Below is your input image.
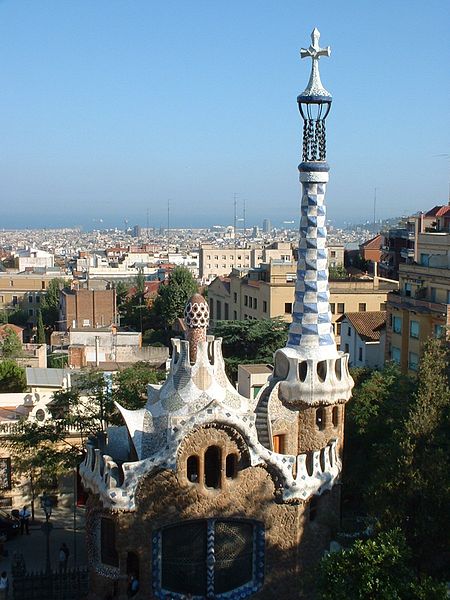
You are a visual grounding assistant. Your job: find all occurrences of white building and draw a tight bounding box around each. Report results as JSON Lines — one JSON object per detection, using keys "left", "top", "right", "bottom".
{"left": 14, "top": 248, "right": 55, "bottom": 270}
{"left": 338, "top": 311, "right": 386, "bottom": 369}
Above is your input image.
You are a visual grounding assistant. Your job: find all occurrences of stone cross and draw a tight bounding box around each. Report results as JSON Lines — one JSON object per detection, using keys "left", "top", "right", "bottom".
{"left": 300, "top": 28, "right": 331, "bottom": 63}
{"left": 299, "top": 28, "right": 331, "bottom": 98}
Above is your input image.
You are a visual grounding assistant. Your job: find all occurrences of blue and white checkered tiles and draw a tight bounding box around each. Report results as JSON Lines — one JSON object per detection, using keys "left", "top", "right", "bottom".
{"left": 287, "top": 178, "right": 336, "bottom": 357}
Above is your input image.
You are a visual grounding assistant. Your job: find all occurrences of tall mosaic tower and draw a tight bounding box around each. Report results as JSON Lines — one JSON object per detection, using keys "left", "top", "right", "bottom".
{"left": 81, "top": 29, "right": 354, "bottom": 600}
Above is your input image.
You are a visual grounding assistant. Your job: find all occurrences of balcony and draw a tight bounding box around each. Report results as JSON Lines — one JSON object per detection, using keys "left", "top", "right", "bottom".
{"left": 400, "top": 248, "right": 414, "bottom": 260}
{"left": 387, "top": 291, "right": 448, "bottom": 317}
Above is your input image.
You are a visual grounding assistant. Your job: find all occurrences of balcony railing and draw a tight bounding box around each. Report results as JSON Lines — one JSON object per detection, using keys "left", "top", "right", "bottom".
{"left": 387, "top": 291, "right": 448, "bottom": 316}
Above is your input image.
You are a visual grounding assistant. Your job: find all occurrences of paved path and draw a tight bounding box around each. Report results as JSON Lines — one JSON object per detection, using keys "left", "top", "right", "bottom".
{"left": 0, "top": 505, "right": 87, "bottom": 576}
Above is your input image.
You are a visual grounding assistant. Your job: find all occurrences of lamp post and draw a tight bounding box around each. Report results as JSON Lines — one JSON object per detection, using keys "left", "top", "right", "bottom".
{"left": 41, "top": 494, "right": 54, "bottom": 575}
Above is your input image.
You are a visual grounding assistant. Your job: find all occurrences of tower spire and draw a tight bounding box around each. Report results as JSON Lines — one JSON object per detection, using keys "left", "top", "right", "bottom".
{"left": 285, "top": 28, "right": 337, "bottom": 360}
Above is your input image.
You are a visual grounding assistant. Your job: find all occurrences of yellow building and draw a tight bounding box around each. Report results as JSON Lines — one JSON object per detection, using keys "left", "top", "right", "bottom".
{"left": 385, "top": 226, "right": 450, "bottom": 374}
{"left": 208, "top": 261, "right": 396, "bottom": 348}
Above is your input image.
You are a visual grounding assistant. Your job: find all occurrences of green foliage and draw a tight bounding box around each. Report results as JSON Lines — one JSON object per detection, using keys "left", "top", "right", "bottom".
{"left": 1, "top": 307, "right": 28, "bottom": 327}
{"left": 114, "top": 281, "right": 129, "bottom": 311}
{"left": 36, "top": 309, "right": 46, "bottom": 344}
{"left": 328, "top": 264, "right": 348, "bottom": 279}
{"left": 112, "top": 362, "right": 165, "bottom": 415}
{"left": 0, "top": 326, "right": 23, "bottom": 358}
{"left": 317, "top": 529, "right": 446, "bottom": 600}
{"left": 344, "top": 338, "right": 450, "bottom": 577}
{"left": 41, "top": 278, "right": 70, "bottom": 328}
{"left": 0, "top": 359, "right": 27, "bottom": 392}
{"left": 47, "top": 353, "right": 68, "bottom": 368}
{"left": 153, "top": 266, "right": 198, "bottom": 328}
{"left": 213, "top": 318, "right": 288, "bottom": 380}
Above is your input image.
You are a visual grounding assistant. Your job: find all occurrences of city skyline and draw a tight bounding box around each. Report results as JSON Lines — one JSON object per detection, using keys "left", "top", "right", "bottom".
{"left": 1, "top": 0, "right": 449, "bottom": 229}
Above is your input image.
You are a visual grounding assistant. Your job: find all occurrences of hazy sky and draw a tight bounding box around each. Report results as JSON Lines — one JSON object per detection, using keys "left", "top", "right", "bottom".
{"left": 0, "top": 0, "right": 449, "bottom": 230}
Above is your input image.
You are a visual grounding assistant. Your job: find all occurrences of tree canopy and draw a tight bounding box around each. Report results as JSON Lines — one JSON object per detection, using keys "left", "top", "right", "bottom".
{"left": 0, "top": 326, "right": 23, "bottom": 358}
{"left": 0, "top": 359, "right": 26, "bottom": 392}
{"left": 40, "top": 277, "right": 70, "bottom": 327}
{"left": 213, "top": 318, "right": 288, "bottom": 380}
{"left": 317, "top": 529, "right": 446, "bottom": 600}
{"left": 153, "top": 266, "right": 198, "bottom": 328}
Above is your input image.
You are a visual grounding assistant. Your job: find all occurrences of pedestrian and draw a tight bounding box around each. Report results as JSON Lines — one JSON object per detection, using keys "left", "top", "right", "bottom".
{"left": 59, "top": 543, "right": 70, "bottom": 573}
{"left": 127, "top": 573, "right": 139, "bottom": 597}
{"left": 0, "top": 571, "right": 9, "bottom": 599}
{"left": 18, "top": 506, "right": 30, "bottom": 535}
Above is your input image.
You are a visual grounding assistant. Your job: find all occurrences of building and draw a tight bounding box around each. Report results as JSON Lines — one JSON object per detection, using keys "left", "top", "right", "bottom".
{"left": 385, "top": 212, "right": 450, "bottom": 374}
{"left": 199, "top": 242, "right": 293, "bottom": 283}
{"left": 13, "top": 248, "right": 54, "bottom": 271}
{"left": 262, "top": 218, "right": 271, "bottom": 234}
{"left": 80, "top": 30, "right": 354, "bottom": 600}
{"left": 328, "top": 244, "right": 344, "bottom": 268}
{"left": 0, "top": 270, "right": 68, "bottom": 330}
{"left": 59, "top": 288, "right": 116, "bottom": 331}
{"left": 237, "top": 364, "right": 273, "bottom": 399}
{"left": 208, "top": 263, "right": 395, "bottom": 348}
{"left": 338, "top": 311, "right": 386, "bottom": 369}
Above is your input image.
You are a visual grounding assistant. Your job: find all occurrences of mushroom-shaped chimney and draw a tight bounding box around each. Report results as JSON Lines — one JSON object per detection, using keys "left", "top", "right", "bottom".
{"left": 184, "top": 293, "right": 209, "bottom": 364}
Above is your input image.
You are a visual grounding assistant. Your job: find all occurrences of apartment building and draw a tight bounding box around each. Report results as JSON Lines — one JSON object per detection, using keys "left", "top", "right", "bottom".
{"left": 59, "top": 288, "right": 116, "bottom": 331}
{"left": 0, "top": 270, "right": 68, "bottom": 328}
{"left": 13, "top": 248, "right": 54, "bottom": 271}
{"left": 385, "top": 212, "right": 450, "bottom": 374}
{"left": 208, "top": 262, "right": 396, "bottom": 348}
{"left": 199, "top": 242, "right": 293, "bottom": 283}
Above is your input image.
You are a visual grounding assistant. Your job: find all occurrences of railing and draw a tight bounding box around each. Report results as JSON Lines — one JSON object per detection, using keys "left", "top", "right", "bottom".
{"left": 0, "top": 422, "right": 85, "bottom": 436}
{"left": 387, "top": 291, "right": 448, "bottom": 315}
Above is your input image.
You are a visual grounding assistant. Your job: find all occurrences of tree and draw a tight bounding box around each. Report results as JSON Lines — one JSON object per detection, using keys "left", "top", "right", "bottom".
{"left": 317, "top": 529, "right": 446, "bottom": 600}
{"left": 213, "top": 318, "right": 288, "bottom": 380}
{"left": 36, "top": 309, "right": 46, "bottom": 344}
{"left": 0, "top": 327, "right": 23, "bottom": 358}
{"left": 153, "top": 266, "right": 198, "bottom": 329}
{"left": 41, "top": 277, "right": 70, "bottom": 328}
{"left": 328, "top": 264, "right": 348, "bottom": 279}
{"left": 0, "top": 360, "right": 26, "bottom": 392}
{"left": 112, "top": 362, "right": 165, "bottom": 415}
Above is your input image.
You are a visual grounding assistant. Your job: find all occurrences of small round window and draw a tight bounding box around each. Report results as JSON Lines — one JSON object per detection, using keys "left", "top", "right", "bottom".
{"left": 35, "top": 409, "right": 46, "bottom": 422}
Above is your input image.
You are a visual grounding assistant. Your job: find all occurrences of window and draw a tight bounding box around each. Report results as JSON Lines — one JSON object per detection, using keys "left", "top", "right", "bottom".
{"left": 330, "top": 303, "right": 335, "bottom": 314}
{"left": 337, "top": 303, "right": 344, "bottom": 314}
{"left": 393, "top": 315, "right": 402, "bottom": 334}
{"left": 332, "top": 406, "right": 339, "bottom": 428}
{"left": 157, "top": 520, "right": 263, "bottom": 598}
{"left": 410, "top": 320, "right": 419, "bottom": 338}
{"left": 204, "top": 446, "right": 221, "bottom": 489}
{"left": 316, "top": 407, "right": 325, "bottom": 431}
{"left": 28, "top": 309, "right": 33, "bottom": 317}
{"left": 380, "top": 302, "right": 386, "bottom": 310}
{"left": 358, "top": 303, "right": 366, "bottom": 312}
{"left": 244, "top": 295, "right": 248, "bottom": 307}
{"left": 233, "top": 292, "right": 237, "bottom": 303}
{"left": 12, "top": 296, "right": 18, "bottom": 306}
{"left": 187, "top": 455, "right": 199, "bottom": 483}
{"left": 28, "top": 295, "right": 33, "bottom": 303}
{"left": 420, "top": 253, "right": 429, "bottom": 266}
{"left": 216, "top": 300, "right": 222, "bottom": 320}
{"left": 284, "top": 302, "right": 292, "bottom": 314}
{"left": 344, "top": 343, "right": 349, "bottom": 353}
{"left": 430, "top": 287, "right": 437, "bottom": 302}
{"left": 263, "top": 301, "right": 267, "bottom": 313}
{"left": 434, "top": 324, "right": 444, "bottom": 338}
{"left": 249, "top": 297, "right": 253, "bottom": 308}
{"left": 391, "top": 347, "right": 401, "bottom": 364}
{"left": 404, "top": 283, "right": 412, "bottom": 297}
{"left": 224, "top": 303, "right": 229, "bottom": 320}
{"left": 358, "top": 347, "right": 363, "bottom": 362}
{"left": 225, "top": 454, "right": 238, "bottom": 479}
{"left": 336, "top": 323, "right": 341, "bottom": 336}
{"left": 100, "top": 518, "right": 119, "bottom": 567}
{"left": 36, "top": 295, "right": 40, "bottom": 303}
{"left": 209, "top": 299, "right": 214, "bottom": 320}
{"left": 347, "top": 327, "right": 351, "bottom": 336}
{"left": 272, "top": 434, "right": 286, "bottom": 454}
{"left": 408, "top": 352, "right": 419, "bottom": 371}
{"left": 233, "top": 311, "right": 237, "bottom": 319}
{"left": 330, "top": 250, "right": 336, "bottom": 258}
{"left": 252, "top": 385, "right": 262, "bottom": 399}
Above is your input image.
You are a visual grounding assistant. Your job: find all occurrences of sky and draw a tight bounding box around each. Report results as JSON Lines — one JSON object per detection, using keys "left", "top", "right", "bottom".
{"left": 0, "top": 0, "right": 449, "bottom": 230}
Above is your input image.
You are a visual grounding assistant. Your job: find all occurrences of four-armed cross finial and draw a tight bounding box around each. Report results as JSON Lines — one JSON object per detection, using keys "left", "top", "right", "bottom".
{"left": 299, "top": 28, "right": 332, "bottom": 100}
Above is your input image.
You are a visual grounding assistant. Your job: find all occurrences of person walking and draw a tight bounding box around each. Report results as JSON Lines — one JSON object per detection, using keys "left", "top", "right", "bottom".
{"left": 18, "top": 506, "right": 30, "bottom": 535}
{"left": 58, "top": 543, "right": 70, "bottom": 573}
{"left": 0, "top": 571, "right": 9, "bottom": 599}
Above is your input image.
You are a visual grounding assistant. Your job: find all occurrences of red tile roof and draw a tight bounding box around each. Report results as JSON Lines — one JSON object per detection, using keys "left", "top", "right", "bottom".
{"left": 343, "top": 311, "right": 387, "bottom": 342}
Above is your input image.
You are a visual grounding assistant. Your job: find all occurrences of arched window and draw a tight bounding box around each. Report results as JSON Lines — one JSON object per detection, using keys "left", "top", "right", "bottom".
{"left": 332, "top": 406, "right": 339, "bottom": 427}
{"left": 158, "top": 519, "right": 264, "bottom": 598}
{"left": 204, "top": 446, "right": 221, "bottom": 489}
{"left": 225, "top": 454, "right": 238, "bottom": 479}
{"left": 187, "top": 455, "right": 199, "bottom": 483}
{"left": 316, "top": 407, "right": 325, "bottom": 431}
{"left": 320, "top": 448, "right": 326, "bottom": 471}
{"left": 305, "top": 452, "right": 314, "bottom": 477}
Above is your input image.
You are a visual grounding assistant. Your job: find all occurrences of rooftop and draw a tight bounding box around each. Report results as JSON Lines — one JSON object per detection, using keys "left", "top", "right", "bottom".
{"left": 341, "top": 311, "right": 386, "bottom": 342}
